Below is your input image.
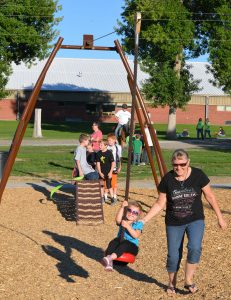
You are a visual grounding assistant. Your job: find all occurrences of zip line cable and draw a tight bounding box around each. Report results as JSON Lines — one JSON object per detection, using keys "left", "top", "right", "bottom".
{"left": 0, "top": 32, "right": 231, "bottom": 43}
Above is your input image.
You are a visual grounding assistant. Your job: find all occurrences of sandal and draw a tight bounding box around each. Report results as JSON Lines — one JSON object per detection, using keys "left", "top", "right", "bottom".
{"left": 166, "top": 286, "right": 176, "bottom": 295}
{"left": 184, "top": 283, "right": 198, "bottom": 294}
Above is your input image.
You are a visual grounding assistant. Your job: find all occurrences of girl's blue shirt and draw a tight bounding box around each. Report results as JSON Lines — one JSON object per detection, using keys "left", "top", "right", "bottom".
{"left": 117, "top": 221, "right": 144, "bottom": 246}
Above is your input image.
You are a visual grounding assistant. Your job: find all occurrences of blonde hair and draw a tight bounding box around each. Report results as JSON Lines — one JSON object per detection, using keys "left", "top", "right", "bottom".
{"left": 100, "top": 139, "right": 108, "bottom": 146}
{"left": 107, "top": 133, "right": 116, "bottom": 140}
{"left": 79, "top": 134, "right": 89, "bottom": 143}
{"left": 128, "top": 201, "right": 142, "bottom": 212}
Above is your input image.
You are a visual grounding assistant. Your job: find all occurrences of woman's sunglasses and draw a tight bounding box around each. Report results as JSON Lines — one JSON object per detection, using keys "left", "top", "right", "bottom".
{"left": 172, "top": 162, "right": 188, "bottom": 167}
{"left": 127, "top": 208, "right": 139, "bottom": 216}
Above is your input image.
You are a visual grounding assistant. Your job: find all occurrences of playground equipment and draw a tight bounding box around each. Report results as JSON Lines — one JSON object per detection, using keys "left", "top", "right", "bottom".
{"left": 114, "top": 252, "right": 136, "bottom": 265}
{"left": 0, "top": 14, "right": 168, "bottom": 265}
{"left": 0, "top": 34, "right": 167, "bottom": 203}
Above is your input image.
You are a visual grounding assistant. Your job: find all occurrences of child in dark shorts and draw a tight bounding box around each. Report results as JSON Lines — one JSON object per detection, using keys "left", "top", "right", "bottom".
{"left": 96, "top": 140, "right": 115, "bottom": 203}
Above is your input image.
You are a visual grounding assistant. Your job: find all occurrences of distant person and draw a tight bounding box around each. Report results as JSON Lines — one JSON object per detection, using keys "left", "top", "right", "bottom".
{"left": 196, "top": 118, "right": 204, "bottom": 140}
{"left": 142, "top": 123, "right": 155, "bottom": 164}
{"left": 107, "top": 133, "right": 122, "bottom": 205}
{"left": 114, "top": 104, "right": 131, "bottom": 139}
{"left": 86, "top": 143, "right": 97, "bottom": 169}
{"left": 96, "top": 140, "right": 115, "bottom": 204}
{"left": 132, "top": 134, "right": 142, "bottom": 165}
{"left": 181, "top": 129, "right": 189, "bottom": 137}
{"left": 90, "top": 122, "right": 103, "bottom": 152}
{"left": 75, "top": 134, "right": 99, "bottom": 180}
{"left": 204, "top": 118, "right": 211, "bottom": 139}
{"left": 217, "top": 127, "right": 225, "bottom": 137}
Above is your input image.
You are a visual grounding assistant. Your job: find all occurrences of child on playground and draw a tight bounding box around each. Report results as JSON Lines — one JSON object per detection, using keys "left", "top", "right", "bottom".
{"left": 96, "top": 140, "right": 115, "bottom": 203}
{"left": 75, "top": 134, "right": 99, "bottom": 180}
{"left": 132, "top": 133, "right": 142, "bottom": 165}
{"left": 86, "top": 143, "right": 97, "bottom": 169}
{"left": 107, "top": 133, "right": 122, "bottom": 205}
{"left": 101, "top": 200, "right": 144, "bottom": 271}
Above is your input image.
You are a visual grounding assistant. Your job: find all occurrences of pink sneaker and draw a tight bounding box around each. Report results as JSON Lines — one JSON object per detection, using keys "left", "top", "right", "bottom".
{"left": 101, "top": 256, "right": 113, "bottom": 271}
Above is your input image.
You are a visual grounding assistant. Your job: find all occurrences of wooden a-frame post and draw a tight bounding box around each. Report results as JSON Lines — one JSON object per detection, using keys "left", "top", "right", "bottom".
{"left": 0, "top": 34, "right": 167, "bottom": 204}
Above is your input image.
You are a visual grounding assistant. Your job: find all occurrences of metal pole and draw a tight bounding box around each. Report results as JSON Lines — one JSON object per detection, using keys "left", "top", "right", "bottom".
{"left": 124, "top": 12, "right": 141, "bottom": 201}
{"left": 0, "top": 37, "right": 64, "bottom": 203}
{"left": 205, "top": 96, "right": 209, "bottom": 119}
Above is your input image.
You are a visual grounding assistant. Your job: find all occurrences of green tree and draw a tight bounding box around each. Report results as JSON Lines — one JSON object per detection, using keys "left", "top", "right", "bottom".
{"left": 118, "top": 0, "right": 231, "bottom": 138}
{"left": 0, "top": 0, "right": 62, "bottom": 98}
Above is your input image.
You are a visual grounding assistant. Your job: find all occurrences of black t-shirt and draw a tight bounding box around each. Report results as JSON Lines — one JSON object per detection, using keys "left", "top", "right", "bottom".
{"left": 96, "top": 150, "right": 114, "bottom": 176}
{"left": 158, "top": 167, "right": 210, "bottom": 226}
{"left": 87, "top": 151, "right": 97, "bottom": 169}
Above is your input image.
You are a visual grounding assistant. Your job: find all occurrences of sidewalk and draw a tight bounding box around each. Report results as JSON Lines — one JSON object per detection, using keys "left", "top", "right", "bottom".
{"left": 1, "top": 138, "right": 231, "bottom": 149}
{"left": 5, "top": 177, "right": 231, "bottom": 190}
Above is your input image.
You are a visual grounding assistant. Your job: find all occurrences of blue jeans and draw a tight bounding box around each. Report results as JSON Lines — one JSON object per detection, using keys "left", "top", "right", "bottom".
{"left": 84, "top": 171, "right": 99, "bottom": 180}
{"left": 197, "top": 129, "right": 204, "bottom": 139}
{"left": 115, "top": 124, "right": 123, "bottom": 139}
{"left": 166, "top": 220, "right": 205, "bottom": 273}
{"left": 133, "top": 153, "right": 141, "bottom": 165}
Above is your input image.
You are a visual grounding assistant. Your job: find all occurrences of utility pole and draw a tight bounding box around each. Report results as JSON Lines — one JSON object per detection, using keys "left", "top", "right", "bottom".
{"left": 125, "top": 12, "right": 141, "bottom": 201}
{"left": 205, "top": 96, "right": 209, "bottom": 120}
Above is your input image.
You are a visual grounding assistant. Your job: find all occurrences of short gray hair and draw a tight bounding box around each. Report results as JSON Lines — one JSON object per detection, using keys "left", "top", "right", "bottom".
{"left": 171, "top": 149, "right": 189, "bottom": 161}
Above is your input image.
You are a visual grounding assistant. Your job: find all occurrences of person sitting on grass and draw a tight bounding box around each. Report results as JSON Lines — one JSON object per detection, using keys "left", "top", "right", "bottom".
{"left": 75, "top": 134, "right": 99, "bottom": 180}
{"left": 101, "top": 200, "right": 144, "bottom": 271}
{"left": 217, "top": 127, "right": 225, "bottom": 137}
{"left": 96, "top": 140, "right": 115, "bottom": 204}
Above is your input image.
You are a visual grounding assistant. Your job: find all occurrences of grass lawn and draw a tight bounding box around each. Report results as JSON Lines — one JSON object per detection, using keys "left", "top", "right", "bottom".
{"left": 4, "top": 146, "right": 231, "bottom": 180}
{"left": 0, "top": 120, "right": 231, "bottom": 140}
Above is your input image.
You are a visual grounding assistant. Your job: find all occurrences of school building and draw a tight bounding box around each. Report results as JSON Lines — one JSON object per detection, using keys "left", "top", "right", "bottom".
{"left": 1, "top": 58, "right": 231, "bottom": 125}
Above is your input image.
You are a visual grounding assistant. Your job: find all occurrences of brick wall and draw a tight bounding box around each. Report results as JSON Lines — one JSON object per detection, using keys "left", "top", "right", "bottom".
{"left": 0, "top": 98, "right": 230, "bottom": 125}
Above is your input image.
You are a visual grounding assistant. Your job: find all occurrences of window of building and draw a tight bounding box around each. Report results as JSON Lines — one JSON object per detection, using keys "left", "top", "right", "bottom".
{"left": 217, "top": 105, "right": 231, "bottom": 112}
{"left": 102, "top": 104, "right": 116, "bottom": 115}
{"left": 86, "top": 104, "right": 98, "bottom": 114}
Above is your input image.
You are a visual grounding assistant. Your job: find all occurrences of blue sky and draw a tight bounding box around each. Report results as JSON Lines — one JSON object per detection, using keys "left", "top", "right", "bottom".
{"left": 55, "top": 0, "right": 208, "bottom": 62}
{"left": 55, "top": 0, "right": 124, "bottom": 59}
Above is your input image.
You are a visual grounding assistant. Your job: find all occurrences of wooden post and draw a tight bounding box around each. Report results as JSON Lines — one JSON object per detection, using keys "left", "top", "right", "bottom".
{"left": 0, "top": 37, "right": 64, "bottom": 203}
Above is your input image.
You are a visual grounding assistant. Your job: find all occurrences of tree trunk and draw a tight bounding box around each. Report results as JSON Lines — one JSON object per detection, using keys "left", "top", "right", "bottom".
{"left": 33, "top": 108, "right": 43, "bottom": 138}
{"left": 166, "top": 106, "right": 176, "bottom": 139}
{"left": 166, "top": 52, "right": 182, "bottom": 140}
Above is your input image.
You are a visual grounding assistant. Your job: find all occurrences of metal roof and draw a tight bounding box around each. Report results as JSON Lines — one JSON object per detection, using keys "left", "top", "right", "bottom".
{"left": 6, "top": 58, "right": 227, "bottom": 96}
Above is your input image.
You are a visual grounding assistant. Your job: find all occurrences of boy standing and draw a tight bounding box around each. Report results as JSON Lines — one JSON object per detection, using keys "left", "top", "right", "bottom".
{"left": 96, "top": 140, "right": 115, "bottom": 203}
{"left": 75, "top": 134, "right": 99, "bottom": 180}
{"left": 132, "top": 134, "right": 142, "bottom": 165}
{"left": 107, "top": 133, "right": 122, "bottom": 205}
{"left": 115, "top": 104, "right": 131, "bottom": 139}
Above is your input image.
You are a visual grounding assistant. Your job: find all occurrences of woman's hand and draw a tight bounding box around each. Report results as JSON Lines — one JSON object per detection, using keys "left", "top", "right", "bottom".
{"left": 218, "top": 217, "right": 227, "bottom": 230}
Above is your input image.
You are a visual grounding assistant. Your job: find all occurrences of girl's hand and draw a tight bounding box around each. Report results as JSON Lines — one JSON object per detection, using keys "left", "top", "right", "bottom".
{"left": 121, "top": 220, "right": 129, "bottom": 229}
{"left": 218, "top": 218, "right": 227, "bottom": 230}
{"left": 121, "top": 200, "right": 128, "bottom": 208}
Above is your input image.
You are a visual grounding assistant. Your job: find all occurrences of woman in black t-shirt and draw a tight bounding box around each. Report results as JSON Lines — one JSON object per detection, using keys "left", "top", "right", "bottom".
{"left": 142, "top": 149, "right": 227, "bottom": 295}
